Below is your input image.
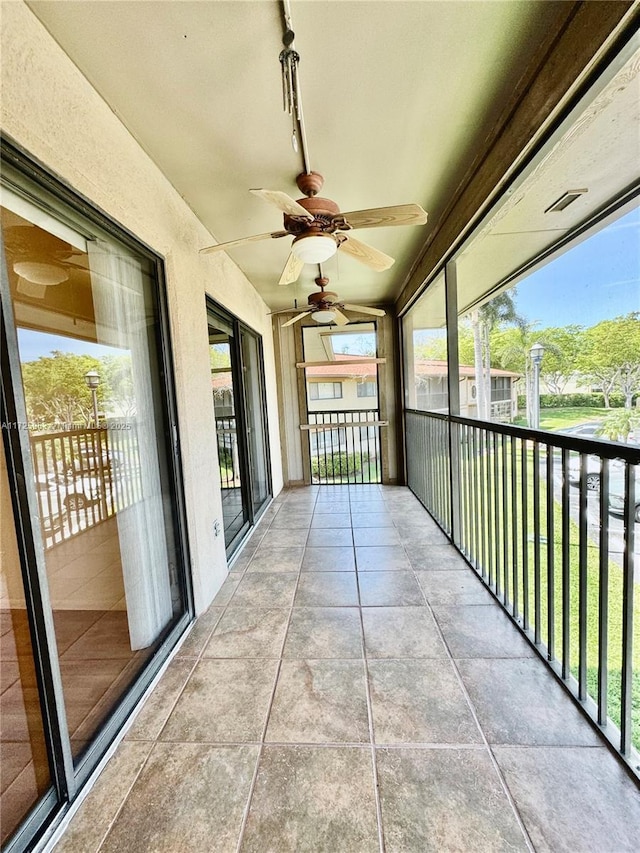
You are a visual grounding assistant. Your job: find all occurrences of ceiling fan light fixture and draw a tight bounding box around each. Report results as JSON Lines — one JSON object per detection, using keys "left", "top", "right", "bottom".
{"left": 313, "top": 309, "right": 337, "bottom": 324}
{"left": 291, "top": 234, "right": 337, "bottom": 264}
{"left": 13, "top": 261, "right": 69, "bottom": 286}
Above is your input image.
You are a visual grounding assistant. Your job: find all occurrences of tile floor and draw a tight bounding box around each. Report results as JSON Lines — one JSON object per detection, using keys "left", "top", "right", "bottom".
{"left": 53, "top": 486, "right": 640, "bottom": 853}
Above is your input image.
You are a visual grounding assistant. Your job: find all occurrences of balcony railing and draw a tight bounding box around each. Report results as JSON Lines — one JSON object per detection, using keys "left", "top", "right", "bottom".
{"left": 405, "top": 408, "right": 640, "bottom": 777}
{"left": 30, "top": 426, "right": 141, "bottom": 549}
{"left": 215, "top": 415, "right": 241, "bottom": 491}
{"left": 307, "top": 409, "right": 382, "bottom": 484}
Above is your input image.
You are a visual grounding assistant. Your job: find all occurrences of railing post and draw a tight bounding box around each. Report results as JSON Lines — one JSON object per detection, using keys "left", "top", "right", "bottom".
{"left": 445, "top": 260, "right": 461, "bottom": 546}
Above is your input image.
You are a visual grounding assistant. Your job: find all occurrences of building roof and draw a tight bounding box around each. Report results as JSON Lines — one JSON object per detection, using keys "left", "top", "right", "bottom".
{"left": 211, "top": 371, "right": 232, "bottom": 391}
{"left": 414, "top": 360, "right": 520, "bottom": 379}
{"left": 305, "top": 356, "right": 520, "bottom": 380}
{"left": 306, "top": 354, "right": 377, "bottom": 380}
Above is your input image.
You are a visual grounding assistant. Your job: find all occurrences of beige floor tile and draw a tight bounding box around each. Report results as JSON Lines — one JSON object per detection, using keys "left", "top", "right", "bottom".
{"left": 99, "top": 743, "right": 258, "bottom": 853}
{"left": 160, "top": 659, "right": 278, "bottom": 742}
{"left": 377, "top": 747, "right": 528, "bottom": 852}
{"left": 283, "top": 607, "right": 363, "bottom": 659}
{"left": 266, "top": 659, "right": 370, "bottom": 744}
{"left": 241, "top": 746, "right": 379, "bottom": 852}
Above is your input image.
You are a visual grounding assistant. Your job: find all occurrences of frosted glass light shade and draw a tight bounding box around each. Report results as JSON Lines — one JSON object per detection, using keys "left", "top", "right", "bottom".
{"left": 313, "top": 309, "right": 337, "bottom": 324}
{"left": 291, "top": 234, "right": 337, "bottom": 264}
{"left": 14, "top": 261, "right": 68, "bottom": 286}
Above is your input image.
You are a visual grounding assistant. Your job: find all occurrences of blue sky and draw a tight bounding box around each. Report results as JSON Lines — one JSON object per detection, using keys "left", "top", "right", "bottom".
{"left": 17, "top": 330, "right": 118, "bottom": 363}
{"left": 513, "top": 206, "right": 639, "bottom": 329}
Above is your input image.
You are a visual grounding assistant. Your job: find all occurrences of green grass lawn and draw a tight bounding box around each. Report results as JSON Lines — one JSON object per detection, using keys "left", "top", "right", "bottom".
{"left": 513, "top": 407, "right": 606, "bottom": 431}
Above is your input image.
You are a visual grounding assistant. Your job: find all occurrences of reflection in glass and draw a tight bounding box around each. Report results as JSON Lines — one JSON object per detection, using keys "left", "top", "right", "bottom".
{"left": 209, "top": 317, "right": 248, "bottom": 549}
{"left": 241, "top": 331, "right": 270, "bottom": 514}
{"left": 1, "top": 443, "right": 54, "bottom": 845}
{"left": 1, "top": 199, "right": 185, "bottom": 764}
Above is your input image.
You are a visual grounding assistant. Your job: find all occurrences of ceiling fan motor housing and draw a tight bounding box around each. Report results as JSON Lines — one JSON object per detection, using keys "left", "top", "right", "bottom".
{"left": 308, "top": 289, "right": 338, "bottom": 307}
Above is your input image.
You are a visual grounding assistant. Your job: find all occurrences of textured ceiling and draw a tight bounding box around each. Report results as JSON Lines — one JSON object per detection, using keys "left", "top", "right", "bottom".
{"left": 26, "top": 0, "right": 619, "bottom": 313}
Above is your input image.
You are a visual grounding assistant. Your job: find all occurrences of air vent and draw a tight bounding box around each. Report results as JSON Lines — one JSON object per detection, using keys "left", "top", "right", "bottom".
{"left": 544, "top": 189, "right": 588, "bottom": 213}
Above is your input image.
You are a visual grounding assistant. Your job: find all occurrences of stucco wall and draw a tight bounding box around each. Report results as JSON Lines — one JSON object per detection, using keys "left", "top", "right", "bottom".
{"left": 0, "top": 1, "right": 284, "bottom": 613}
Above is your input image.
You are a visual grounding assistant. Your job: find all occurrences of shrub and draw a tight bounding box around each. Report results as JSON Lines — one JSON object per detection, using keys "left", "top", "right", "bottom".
{"left": 311, "top": 452, "right": 365, "bottom": 479}
{"left": 516, "top": 392, "right": 629, "bottom": 410}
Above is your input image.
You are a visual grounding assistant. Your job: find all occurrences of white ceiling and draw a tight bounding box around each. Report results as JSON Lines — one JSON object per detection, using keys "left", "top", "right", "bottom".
{"left": 26, "top": 1, "right": 635, "bottom": 315}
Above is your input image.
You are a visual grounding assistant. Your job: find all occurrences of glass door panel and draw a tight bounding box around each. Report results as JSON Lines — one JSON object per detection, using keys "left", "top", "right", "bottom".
{"left": 208, "top": 317, "right": 249, "bottom": 551}
{"left": 1, "top": 202, "right": 187, "bottom": 766}
{"left": 1, "top": 441, "right": 56, "bottom": 846}
{"left": 241, "top": 331, "right": 270, "bottom": 515}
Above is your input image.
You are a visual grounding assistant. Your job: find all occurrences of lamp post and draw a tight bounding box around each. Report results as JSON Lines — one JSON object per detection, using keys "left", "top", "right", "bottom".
{"left": 84, "top": 370, "right": 100, "bottom": 428}
{"left": 530, "top": 343, "right": 544, "bottom": 430}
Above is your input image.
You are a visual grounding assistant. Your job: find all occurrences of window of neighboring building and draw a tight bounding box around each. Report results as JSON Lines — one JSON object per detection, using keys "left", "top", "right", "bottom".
{"left": 310, "top": 427, "right": 346, "bottom": 452}
{"left": 491, "top": 376, "right": 511, "bottom": 402}
{"left": 357, "top": 381, "right": 377, "bottom": 398}
{"left": 309, "top": 381, "right": 343, "bottom": 400}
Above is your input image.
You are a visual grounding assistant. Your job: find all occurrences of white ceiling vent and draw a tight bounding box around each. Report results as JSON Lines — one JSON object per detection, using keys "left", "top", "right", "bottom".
{"left": 544, "top": 189, "right": 588, "bottom": 213}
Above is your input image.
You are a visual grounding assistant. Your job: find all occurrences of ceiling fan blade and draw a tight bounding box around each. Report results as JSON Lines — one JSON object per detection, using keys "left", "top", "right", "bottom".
{"left": 341, "top": 304, "right": 386, "bottom": 317}
{"left": 341, "top": 203, "right": 428, "bottom": 230}
{"left": 332, "top": 308, "right": 350, "bottom": 326}
{"left": 200, "top": 231, "right": 288, "bottom": 254}
{"left": 250, "top": 189, "right": 314, "bottom": 220}
{"left": 282, "top": 311, "right": 312, "bottom": 327}
{"left": 338, "top": 235, "right": 395, "bottom": 271}
{"left": 278, "top": 253, "right": 305, "bottom": 286}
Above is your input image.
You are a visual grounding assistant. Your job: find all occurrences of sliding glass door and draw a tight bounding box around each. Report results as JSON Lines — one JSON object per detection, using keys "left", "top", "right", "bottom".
{"left": 1, "top": 142, "right": 191, "bottom": 852}
{"left": 207, "top": 304, "right": 271, "bottom": 556}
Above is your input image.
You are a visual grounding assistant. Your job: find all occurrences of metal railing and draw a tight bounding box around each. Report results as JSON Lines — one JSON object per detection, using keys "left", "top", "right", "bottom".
{"left": 405, "top": 408, "right": 640, "bottom": 775}
{"left": 215, "top": 415, "right": 241, "bottom": 491}
{"left": 30, "top": 425, "right": 141, "bottom": 550}
{"left": 307, "top": 409, "right": 382, "bottom": 484}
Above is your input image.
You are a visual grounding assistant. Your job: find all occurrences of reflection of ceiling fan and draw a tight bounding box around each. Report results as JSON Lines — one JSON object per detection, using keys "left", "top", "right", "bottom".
{"left": 200, "top": 171, "right": 428, "bottom": 285}
{"left": 270, "top": 276, "right": 386, "bottom": 327}
{"left": 5, "top": 225, "right": 86, "bottom": 299}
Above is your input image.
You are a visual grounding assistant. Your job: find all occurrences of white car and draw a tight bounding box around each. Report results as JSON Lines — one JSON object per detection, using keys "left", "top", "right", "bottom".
{"left": 35, "top": 473, "right": 105, "bottom": 515}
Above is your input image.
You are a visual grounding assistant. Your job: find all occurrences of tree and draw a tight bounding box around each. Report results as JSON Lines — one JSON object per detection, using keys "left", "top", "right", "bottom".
{"left": 577, "top": 313, "right": 640, "bottom": 407}
{"left": 596, "top": 408, "right": 640, "bottom": 443}
{"left": 536, "top": 325, "right": 585, "bottom": 394}
{"left": 414, "top": 337, "right": 447, "bottom": 361}
{"left": 467, "top": 290, "right": 526, "bottom": 420}
{"left": 21, "top": 351, "right": 104, "bottom": 428}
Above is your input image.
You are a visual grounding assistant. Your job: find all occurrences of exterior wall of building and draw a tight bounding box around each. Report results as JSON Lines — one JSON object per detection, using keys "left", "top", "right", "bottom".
{"left": 0, "top": 1, "right": 283, "bottom": 613}
{"left": 307, "top": 378, "right": 378, "bottom": 412}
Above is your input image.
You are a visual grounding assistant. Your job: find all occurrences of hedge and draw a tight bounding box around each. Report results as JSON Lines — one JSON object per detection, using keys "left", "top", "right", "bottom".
{"left": 516, "top": 392, "right": 629, "bottom": 410}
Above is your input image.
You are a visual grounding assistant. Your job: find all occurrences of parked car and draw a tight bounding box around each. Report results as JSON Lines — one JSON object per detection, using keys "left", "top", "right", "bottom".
{"left": 57, "top": 444, "right": 122, "bottom": 478}
{"left": 35, "top": 473, "right": 105, "bottom": 514}
{"left": 567, "top": 455, "right": 625, "bottom": 491}
{"left": 608, "top": 467, "right": 640, "bottom": 523}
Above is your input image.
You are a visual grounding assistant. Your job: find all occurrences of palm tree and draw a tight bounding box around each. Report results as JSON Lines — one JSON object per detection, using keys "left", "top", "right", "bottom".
{"left": 467, "top": 291, "right": 526, "bottom": 421}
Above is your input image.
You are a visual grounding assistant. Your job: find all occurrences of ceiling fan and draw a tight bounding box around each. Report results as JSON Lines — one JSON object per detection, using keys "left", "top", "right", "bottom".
{"left": 5, "top": 225, "right": 86, "bottom": 299}
{"left": 200, "top": 171, "right": 428, "bottom": 286}
{"left": 270, "top": 276, "right": 386, "bottom": 327}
